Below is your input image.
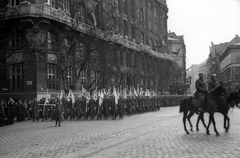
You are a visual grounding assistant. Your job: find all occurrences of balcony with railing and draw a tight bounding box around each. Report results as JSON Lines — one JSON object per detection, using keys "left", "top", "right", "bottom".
{"left": 0, "top": 2, "right": 172, "bottom": 61}
{"left": 0, "top": 2, "right": 71, "bottom": 23}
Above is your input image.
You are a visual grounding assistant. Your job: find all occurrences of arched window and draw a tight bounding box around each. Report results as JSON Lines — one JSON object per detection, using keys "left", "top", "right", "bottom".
{"left": 75, "top": 3, "right": 86, "bottom": 22}
{"left": 63, "top": 0, "right": 70, "bottom": 12}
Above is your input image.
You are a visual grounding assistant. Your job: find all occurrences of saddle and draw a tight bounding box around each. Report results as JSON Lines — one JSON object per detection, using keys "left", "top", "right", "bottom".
{"left": 192, "top": 92, "right": 205, "bottom": 107}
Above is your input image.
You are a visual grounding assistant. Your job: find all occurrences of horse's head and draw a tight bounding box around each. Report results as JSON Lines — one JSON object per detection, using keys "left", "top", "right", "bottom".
{"left": 225, "top": 89, "right": 240, "bottom": 107}
{"left": 209, "top": 81, "right": 228, "bottom": 97}
{"left": 220, "top": 81, "right": 228, "bottom": 96}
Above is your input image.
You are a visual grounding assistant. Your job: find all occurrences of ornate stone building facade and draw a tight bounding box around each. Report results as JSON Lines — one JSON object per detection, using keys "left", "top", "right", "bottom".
{"left": 168, "top": 32, "right": 186, "bottom": 94}
{"left": 0, "top": 0, "right": 173, "bottom": 100}
{"left": 206, "top": 35, "right": 240, "bottom": 86}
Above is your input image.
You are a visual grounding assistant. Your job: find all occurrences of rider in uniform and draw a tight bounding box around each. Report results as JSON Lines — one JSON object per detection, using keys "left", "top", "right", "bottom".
{"left": 193, "top": 73, "right": 208, "bottom": 112}
{"left": 208, "top": 74, "right": 218, "bottom": 91}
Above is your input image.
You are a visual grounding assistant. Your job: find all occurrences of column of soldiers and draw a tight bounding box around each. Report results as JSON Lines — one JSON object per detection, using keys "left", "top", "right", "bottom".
{"left": 0, "top": 95, "right": 184, "bottom": 126}
{"left": 54, "top": 95, "right": 183, "bottom": 121}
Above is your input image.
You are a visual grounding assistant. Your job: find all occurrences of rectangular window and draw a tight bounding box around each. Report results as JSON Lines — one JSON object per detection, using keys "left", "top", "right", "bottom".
{"left": 47, "top": 63, "right": 58, "bottom": 89}
{"left": 9, "top": 0, "right": 21, "bottom": 6}
{"left": 66, "top": 67, "right": 72, "bottom": 89}
{"left": 81, "top": 69, "right": 87, "bottom": 87}
{"left": 45, "top": 0, "right": 50, "bottom": 5}
{"left": 10, "top": 33, "right": 21, "bottom": 49}
{"left": 95, "top": 71, "right": 100, "bottom": 87}
{"left": 11, "top": 63, "right": 23, "bottom": 90}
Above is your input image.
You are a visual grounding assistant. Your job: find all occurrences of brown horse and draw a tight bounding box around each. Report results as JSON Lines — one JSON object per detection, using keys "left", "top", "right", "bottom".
{"left": 179, "top": 82, "right": 228, "bottom": 136}
{"left": 196, "top": 89, "right": 240, "bottom": 133}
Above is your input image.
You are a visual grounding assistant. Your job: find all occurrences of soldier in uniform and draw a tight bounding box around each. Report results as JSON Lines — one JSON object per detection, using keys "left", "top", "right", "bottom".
{"left": 75, "top": 97, "right": 81, "bottom": 120}
{"left": 193, "top": 73, "right": 208, "bottom": 112}
{"left": 53, "top": 98, "right": 64, "bottom": 126}
{"left": 110, "top": 95, "right": 117, "bottom": 120}
{"left": 97, "top": 96, "right": 104, "bottom": 120}
{"left": 0, "top": 100, "right": 5, "bottom": 126}
{"left": 103, "top": 96, "right": 110, "bottom": 119}
{"left": 208, "top": 74, "right": 218, "bottom": 91}
{"left": 88, "top": 96, "right": 95, "bottom": 120}
{"left": 31, "top": 98, "right": 39, "bottom": 122}
{"left": 69, "top": 98, "right": 75, "bottom": 120}
{"left": 137, "top": 96, "right": 143, "bottom": 114}
{"left": 118, "top": 96, "right": 124, "bottom": 119}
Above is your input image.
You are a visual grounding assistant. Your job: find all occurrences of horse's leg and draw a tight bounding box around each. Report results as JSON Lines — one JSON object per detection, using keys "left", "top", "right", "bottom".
{"left": 196, "top": 114, "right": 201, "bottom": 131}
{"left": 183, "top": 110, "right": 190, "bottom": 134}
{"left": 223, "top": 112, "right": 230, "bottom": 132}
{"left": 187, "top": 110, "right": 195, "bottom": 132}
{"left": 206, "top": 113, "right": 212, "bottom": 135}
{"left": 196, "top": 112, "right": 207, "bottom": 131}
{"left": 226, "top": 110, "right": 230, "bottom": 132}
{"left": 225, "top": 115, "right": 230, "bottom": 132}
{"left": 208, "top": 113, "right": 220, "bottom": 136}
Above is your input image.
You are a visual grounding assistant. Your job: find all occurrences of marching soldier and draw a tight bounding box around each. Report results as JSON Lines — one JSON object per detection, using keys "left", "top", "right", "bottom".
{"left": 118, "top": 96, "right": 124, "bottom": 119}
{"left": 53, "top": 98, "right": 64, "bottom": 127}
{"left": 31, "top": 98, "right": 39, "bottom": 122}
{"left": 75, "top": 97, "right": 81, "bottom": 120}
{"left": 103, "top": 96, "right": 110, "bottom": 119}
{"left": 97, "top": 96, "right": 103, "bottom": 120}
{"left": 89, "top": 96, "right": 95, "bottom": 120}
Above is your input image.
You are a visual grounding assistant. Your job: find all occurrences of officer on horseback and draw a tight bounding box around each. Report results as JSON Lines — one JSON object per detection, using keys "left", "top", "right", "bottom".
{"left": 193, "top": 73, "right": 208, "bottom": 112}
{"left": 208, "top": 74, "right": 218, "bottom": 91}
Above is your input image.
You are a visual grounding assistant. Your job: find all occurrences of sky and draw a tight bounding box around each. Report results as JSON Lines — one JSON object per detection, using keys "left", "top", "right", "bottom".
{"left": 167, "top": 0, "right": 240, "bottom": 68}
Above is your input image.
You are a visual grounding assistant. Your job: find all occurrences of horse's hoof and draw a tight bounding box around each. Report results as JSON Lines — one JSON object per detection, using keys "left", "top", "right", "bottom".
{"left": 190, "top": 129, "right": 193, "bottom": 132}
{"left": 216, "top": 133, "right": 220, "bottom": 136}
{"left": 186, "top": 131, "right": 190, "bottom": 135}
{"left": 206, "top": 132, "right": 210, "bottom": 135}
{"left": 196, "top": 128, "right": 199, "bottom": 131}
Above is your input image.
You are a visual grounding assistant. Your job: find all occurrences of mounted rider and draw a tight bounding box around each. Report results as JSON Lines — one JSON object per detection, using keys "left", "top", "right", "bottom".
{"left": 208, "top": 74, "right": 218, "bottom": 91}
{"left": 193, "top": 73, "right": 208, "bottom": 112}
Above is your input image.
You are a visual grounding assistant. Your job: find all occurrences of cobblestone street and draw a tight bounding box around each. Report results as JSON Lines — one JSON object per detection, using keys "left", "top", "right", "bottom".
{"left": 1, "top": 106, "right": 240, "bottom": 158}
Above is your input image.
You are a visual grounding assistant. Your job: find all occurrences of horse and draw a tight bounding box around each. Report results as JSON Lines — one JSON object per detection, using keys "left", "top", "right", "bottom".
{"left": 179, "top": 82, "right": 228, "bottom": 136}
{"left": 196, "top": 89, "right": 240, "bottom": 133}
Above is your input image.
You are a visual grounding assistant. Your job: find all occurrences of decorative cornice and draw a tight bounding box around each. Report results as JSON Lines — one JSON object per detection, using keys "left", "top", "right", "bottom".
{"left": 0, "top": 3, "right": 172, "bottom": 61}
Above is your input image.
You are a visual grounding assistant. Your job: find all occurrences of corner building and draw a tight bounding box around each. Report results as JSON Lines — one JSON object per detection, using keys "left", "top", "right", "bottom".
{"left": 0, "top": 0, "right": 173, "bottom": 100}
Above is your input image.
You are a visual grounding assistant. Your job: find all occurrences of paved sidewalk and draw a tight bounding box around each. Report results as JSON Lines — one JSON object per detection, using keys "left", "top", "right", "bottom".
{"left": 0, "top": 106, "right": 240, "bottom": 158}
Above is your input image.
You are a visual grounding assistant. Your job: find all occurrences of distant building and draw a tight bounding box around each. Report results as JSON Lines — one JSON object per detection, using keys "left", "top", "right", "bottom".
{"left": 206, "top": 35, "right": 240, "bottom": 84}
{"left": 168, "top": 31, "right": 186, "bottom": 94}
{"left": 189, "top": 60, "right": 207, "bottom": 94}
{"left": 219, "top": 42, "right": 240, "bottom": 89}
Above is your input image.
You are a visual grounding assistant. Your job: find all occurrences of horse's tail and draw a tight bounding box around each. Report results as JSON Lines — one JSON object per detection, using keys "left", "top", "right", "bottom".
{"left": 179, "top": 98, "right": 184, "bottom": 113}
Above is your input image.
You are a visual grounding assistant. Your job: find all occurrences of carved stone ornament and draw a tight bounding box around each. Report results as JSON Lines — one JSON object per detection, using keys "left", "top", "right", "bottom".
{"left": 26, "top": 28, "right": 46, "bottom": 51}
